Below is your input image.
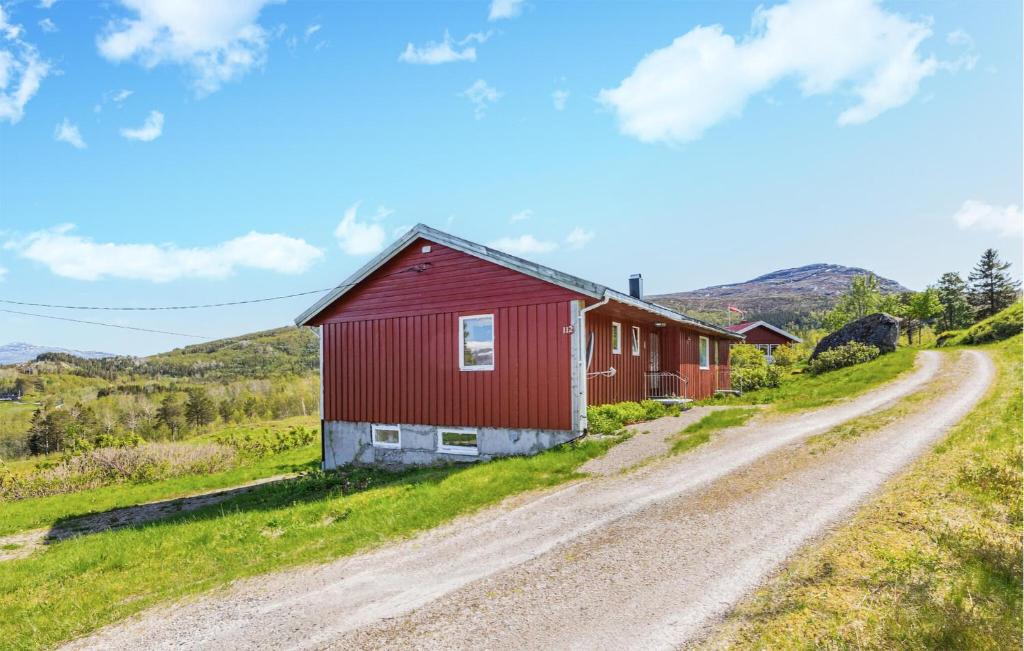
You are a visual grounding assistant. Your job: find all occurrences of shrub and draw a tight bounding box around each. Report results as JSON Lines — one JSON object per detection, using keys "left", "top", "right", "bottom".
{"left": 770, "top": 344, "right": 802, "bottom": 367}
{"left": 586, "top": 400, "right": 680, "bottom": 435}
{"left": 213, "top": 425, "right": 317, "bottom": 458}
{"left": 732, "top": 364, "right": 783, "bottom": 392}
{"left": 0, "top": 443, "right": 237, "bottom": 500}
{"left": 807, "top": 341, "right": 880, "bottom": 375}
{"left": 728, "top": 344, "right": 783, "bottom": 392}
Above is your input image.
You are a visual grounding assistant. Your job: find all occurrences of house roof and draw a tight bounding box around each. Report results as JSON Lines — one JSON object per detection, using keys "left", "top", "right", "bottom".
{"left": 295, "top": 223, "right": 743, "bottom": 339}
{"left": 724, "top": 320, "right": 803, "bottom": 343}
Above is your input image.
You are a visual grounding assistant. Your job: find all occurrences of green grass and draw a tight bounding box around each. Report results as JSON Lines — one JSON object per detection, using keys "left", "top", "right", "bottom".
{"left": 671, "top": 408, "right": 756, "bottom": 454}
{"left": 706, "top": 335, "right": 1022, "bottom": 650}
{"left": 721, "top": 347, "right": 917, "bottom": 412}
{"left": 0, "top": 444, "right": 320, "bottom": 536}
{"left": 0, "top": 437, "right": 616, "bottom": 649}
{"left": 938, "top": 301, "right": 1022, "bottom": 347}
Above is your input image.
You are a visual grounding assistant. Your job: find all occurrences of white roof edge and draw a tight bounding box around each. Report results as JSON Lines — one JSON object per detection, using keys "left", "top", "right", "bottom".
{"left": 295, "top": 223, "right": 742, "bottom": 339}
{"left": 734, "top": 320, "right": 802, "bottom": 343}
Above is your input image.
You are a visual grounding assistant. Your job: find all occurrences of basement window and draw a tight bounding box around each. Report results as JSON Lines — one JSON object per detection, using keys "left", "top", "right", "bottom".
{"left": 631, "top": 326, "right": 641, "bottom": 356}
{"left": 611, "top": 322, "right": 622, "bottom": 355}
{"left": 371, "top": 424, "right": 401, "bottom": 449}
{"left": 459, "top": 314, "right": 494, "bottom": 371}
{"left": 438, "top": 428, "right": 479, "bottom": 455}
{"left": 699, "top": 336, "right": 710, "bottom": 370}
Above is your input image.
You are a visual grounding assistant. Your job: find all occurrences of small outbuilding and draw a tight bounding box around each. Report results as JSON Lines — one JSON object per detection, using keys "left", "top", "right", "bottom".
{"left": 725, "top": 320, "right": 802, "bottom": 362}
{"left": 296, "top": 224, "right": 743, "bottom": 468}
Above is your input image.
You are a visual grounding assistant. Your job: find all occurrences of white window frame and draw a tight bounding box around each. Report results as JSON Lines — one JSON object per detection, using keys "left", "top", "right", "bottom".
{"left": 630, "top": 326, "right": 641, "bottom": 356}
{"left": 611, "top": 321, "right": 622, "bottom": 355}
{"left": 371, "top": 424, "right": 401, "bottom": 449}
{"left": 437, "top": 427, "right": 479, "bottom": 456}
{"left": 458, "top": 314, "right": 495, "bottom": 372}
{"left": 698, "top": 336, "right": 710, "bottom": 370}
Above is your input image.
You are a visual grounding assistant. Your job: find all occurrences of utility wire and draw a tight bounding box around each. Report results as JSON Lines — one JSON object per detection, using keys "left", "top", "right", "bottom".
{"left": 0, "top": 264, "right": 432, "bottom": 312}
{"left": 0, "top": 288, "right": 334, "bottom": 311}
{"left": 0, "top": 308, "right": 209, "bottom": 339}
{"left": 0, "top": 263, "right": 434, "bottom": 340}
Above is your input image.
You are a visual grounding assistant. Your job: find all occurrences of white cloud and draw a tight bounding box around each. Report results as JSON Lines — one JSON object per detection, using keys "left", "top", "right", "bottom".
{"left": 54, "top": 118, "right": 86, "bottom": 149}
{"left": 509, "top": 209, "right": 532, "bottom": 223}
{"left": 489, "top": 0, "right": 524, "bottom": 21}
{"left": 552, "top": 88, "right": 569, "bottom": 111}
{"left": 5, "top": 224, "right": 323, "bottom": 282}
{"left": 461, "top": 78, "right": 500, "bottom": 119}
{"left": 0, "top": 6, "right": 50, "bottom": 124}
{"left": 952, "top": 200, "right": 1022, "bottom": 238}
{"left": 96, "top": 0, "right": 278, "bottom": 95}
{"left": 112, "top": 88, "right": 133, "bottom": 102}
{"left": 399, "top": 30, "right": 477, "bottom": 65}
{"left": 600, "top": 0, "right": 943, "bottom": 144}
{"left": 38, "top": 0, "right": 59, "bottom": 8}
{"left": 38, "top": 18, "right": 57, "bottom": 33}
{"left": 392, "top": 224, "right": 412, "bottom": 238}
{"left": 120, "top": 110, "right": 164, "bottom": 141}
{"left": 334, "top": 202, "right": 388, "bottom": 255}
{"left": 304, "top": 23, "right": 321, "bottom": 40}
{"left": 565, "top": 227, "right": 594, "bottom": 250}
{"left": 487, "top": 234, "right": 557, "bottom": 256}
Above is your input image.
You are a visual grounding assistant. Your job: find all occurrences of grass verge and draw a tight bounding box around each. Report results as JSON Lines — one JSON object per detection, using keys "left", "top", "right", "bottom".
{"left": 671, "top": 408, "right": 756, "bottom": 455}
{"left": 704, "top": 336, "right": 1022, "bottom": 650}
{"left": 0, "top": 444, "right": 319, "bottom": 536}
{"left": 723, "top": 347, "right": 917, "bottom": 412}
{"left": 0, "top": 437, "right": 616, "bottom": 650}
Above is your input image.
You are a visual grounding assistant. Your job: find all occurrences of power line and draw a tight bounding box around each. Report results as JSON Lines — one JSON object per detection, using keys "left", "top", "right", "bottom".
{"left": 0, "top": 263, "right": 432, "bottom": 312}
{"left": 0, "top": 288, "right": 334, "bottom": 311}
{"left": 0, "top": 309, "right": 209, "bottom": 339}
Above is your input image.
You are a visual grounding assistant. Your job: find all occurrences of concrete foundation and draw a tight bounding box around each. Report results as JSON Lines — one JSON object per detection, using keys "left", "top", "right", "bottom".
{"left": 322, "top": 420, "right": 580, "bottom": 469}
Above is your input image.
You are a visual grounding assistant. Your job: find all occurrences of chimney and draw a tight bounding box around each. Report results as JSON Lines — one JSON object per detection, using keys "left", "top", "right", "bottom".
{"left": 628, "top": 273, "right": 643, "bottom": 299}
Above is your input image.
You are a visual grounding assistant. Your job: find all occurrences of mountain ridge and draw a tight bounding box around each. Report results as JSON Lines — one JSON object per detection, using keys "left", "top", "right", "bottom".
{"left": 648, "top": 263, "right": 909, "bottom": 327}
{"left": 0, "top": 342, "right": 115, "bottom": 366}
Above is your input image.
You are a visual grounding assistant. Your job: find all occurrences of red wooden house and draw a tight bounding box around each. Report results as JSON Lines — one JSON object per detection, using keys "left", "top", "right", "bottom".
{"left": 296, "top": 224, "right": 743, "bottom": 468}
{"left": 725, "top": 320, "right": 802, "bottom": 362}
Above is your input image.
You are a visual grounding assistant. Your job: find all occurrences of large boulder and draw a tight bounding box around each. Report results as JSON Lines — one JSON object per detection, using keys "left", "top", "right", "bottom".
{"left": 812, "top": 313, "right": 900, "bottom": 359}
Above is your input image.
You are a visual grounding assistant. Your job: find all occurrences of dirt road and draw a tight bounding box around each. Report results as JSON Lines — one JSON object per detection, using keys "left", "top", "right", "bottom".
{"left": 64, "top": 350, "right": 993, "bottom": 650}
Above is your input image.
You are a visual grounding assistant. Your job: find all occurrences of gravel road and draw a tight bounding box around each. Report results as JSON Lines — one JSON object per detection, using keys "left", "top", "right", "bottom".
{"left": 64, "top": 350, "right": 990, "bottom": 651}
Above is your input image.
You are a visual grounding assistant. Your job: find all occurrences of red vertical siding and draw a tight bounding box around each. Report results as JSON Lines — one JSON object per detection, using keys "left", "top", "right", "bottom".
{"left": 585, "top": 313, "right": 654, "bottom": 405}
{"left": 315, "top": 240, "right": 584, "bottom": 431}
{"left": 736, "top": 325, "right": 795, "bottom": 346}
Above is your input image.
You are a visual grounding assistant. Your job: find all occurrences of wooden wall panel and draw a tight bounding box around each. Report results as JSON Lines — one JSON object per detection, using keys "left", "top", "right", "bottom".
{"left": 322, "top": 301, "right": 575, "bottom": 431}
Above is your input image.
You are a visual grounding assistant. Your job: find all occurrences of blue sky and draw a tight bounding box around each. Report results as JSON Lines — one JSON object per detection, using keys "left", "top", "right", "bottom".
{"left": 0, "top": 0, "right": 1021, "bottom": 355}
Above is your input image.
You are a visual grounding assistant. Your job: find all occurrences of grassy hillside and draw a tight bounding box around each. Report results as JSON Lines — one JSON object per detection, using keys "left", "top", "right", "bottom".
{"left": 18, "top": 326, "right": 318, "bottom": 381}
{"left": 0, "top": 327, "right": 320, "bottom": 461}
{"left": 937, "top": 301, "right": 1022, "bottom": 347}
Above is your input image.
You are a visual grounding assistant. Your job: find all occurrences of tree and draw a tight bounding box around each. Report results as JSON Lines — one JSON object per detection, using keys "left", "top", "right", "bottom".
{"left": 27, "top": 408, "right": 74, "bottom": 455}
{"left": 823, "top": 274, "right": 883, "bottom": 330}
{"left": 184, "top": 388, "right": 216, "bottom": 429}
{"left": 907, "top": 288, "right": 943, "bottom": 344}
{"left": 156, "top": 394, "right": 186, "bottom": 439}
{"left": 935, "top": 272, "right": 972, "bottom": 332}
{"left": 968, "top": 249, "right": 1020, "bottom": 320}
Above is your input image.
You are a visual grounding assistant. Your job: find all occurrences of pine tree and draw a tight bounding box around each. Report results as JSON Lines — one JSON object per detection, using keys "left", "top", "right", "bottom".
{"left": 968, "top": 249, "right": 1020, "bottom": 320}
{"left": 935, "top": 272, "right": 972, "bottom": 332}
{"left": 157, "top": 394, "right": 186, "bottom": 439}
{"left": 184, "top": 389, "right": 216, "bottom": 429}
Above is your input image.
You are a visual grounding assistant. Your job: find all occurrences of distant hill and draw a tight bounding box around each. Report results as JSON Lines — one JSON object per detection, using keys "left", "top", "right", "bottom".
{"left": 12, "top": 327, "right": 318, "bottom": 381}
{"left": 0, "top": 342, "right": 114, "bottom": 366}
{"left": 649, "top": 263, "right": 909, "bottom": 327}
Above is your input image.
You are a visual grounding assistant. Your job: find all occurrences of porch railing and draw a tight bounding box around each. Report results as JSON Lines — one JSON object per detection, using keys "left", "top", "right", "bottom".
{"left": 645, "top": 371, "right": 687, "bottom": 399}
